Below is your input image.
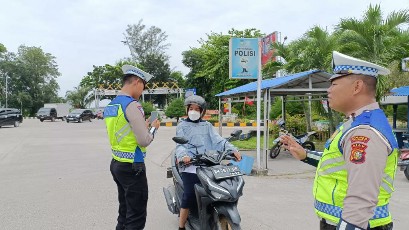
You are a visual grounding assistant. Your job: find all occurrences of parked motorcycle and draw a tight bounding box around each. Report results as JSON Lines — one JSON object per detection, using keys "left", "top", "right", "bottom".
{"left": 163, "top": 130, "right": 244, "bottom": 230}
{"left": 398, "top": 149, "right": 409, "bottom": 181}
{"left": 269, "top": 127, "right": 317, "bottom": 159}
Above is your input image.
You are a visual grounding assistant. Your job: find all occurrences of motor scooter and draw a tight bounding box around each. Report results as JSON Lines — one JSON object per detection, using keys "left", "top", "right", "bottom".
{"left": 163, "top": 130, "right": 244, "bottom": 230}
{"left": 269, "top": 126, "right": 317, "bottom": 159}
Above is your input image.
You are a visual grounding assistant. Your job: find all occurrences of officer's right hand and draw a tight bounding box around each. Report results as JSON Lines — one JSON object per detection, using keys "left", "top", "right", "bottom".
{"left": 280, "top": 135, "right": 307, "bottom": 160}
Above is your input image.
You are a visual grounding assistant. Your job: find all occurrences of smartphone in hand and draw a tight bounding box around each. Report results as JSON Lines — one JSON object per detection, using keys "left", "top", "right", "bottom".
{"left": 149, "top": 111, "right": 159, "bottom": 123}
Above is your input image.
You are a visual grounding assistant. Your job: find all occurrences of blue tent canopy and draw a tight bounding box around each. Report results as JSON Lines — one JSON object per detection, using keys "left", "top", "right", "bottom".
{"left": 383, "top": 86, "right": 409, "bottom": 146}
{"left": 215, "top": 70, "right": 331, "bottom": 97}
{"left": 391, "top": 86, "right": 409, "bottom": 96}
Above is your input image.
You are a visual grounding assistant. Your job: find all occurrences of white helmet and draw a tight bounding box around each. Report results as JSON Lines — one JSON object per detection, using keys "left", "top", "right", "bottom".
{"left": 184, "top": 95, "right": 206, "bottom": 117}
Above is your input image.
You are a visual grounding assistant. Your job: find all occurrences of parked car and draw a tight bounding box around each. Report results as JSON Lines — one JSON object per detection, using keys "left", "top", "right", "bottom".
{"left": 0, "top": 108, "right": 23, "bottom": 128}
{"left": 66, "top": 109, "right": 93, "bottom": 123}
{"left": 36, "top": 107, "right": 58, "bottom": 122}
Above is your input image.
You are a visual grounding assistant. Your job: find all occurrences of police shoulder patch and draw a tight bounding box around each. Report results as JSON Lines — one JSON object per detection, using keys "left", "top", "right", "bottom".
{"left": 350, "top": 142, "right": 368, "bottom": 164}
{"left": 350, "top": 135, "right": 370, "bottom": 143}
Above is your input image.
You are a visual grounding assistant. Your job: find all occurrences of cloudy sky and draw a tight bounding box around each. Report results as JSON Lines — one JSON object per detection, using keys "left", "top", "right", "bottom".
{"left": 0, "top": 0, "right": 406, "bottom": 96}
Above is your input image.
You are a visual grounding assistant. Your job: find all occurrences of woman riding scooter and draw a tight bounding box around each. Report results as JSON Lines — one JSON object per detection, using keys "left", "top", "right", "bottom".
{"left": 175, "top": 95, "right": 242, "bottom": 230}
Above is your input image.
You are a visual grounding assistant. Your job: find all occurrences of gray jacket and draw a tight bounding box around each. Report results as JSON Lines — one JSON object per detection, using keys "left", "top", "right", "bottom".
{"left": 175, "top": 120, "right": 238, "bottom": 172}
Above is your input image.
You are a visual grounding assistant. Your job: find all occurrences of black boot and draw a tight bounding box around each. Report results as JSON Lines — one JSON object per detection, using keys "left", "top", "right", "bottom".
{"left": 178, "top": 228, "right": 186, "bottom": 230}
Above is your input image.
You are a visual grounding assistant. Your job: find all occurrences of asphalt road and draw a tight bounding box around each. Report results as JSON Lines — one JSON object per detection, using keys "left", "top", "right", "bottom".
{"left": 0, "top": 119, "right": 408, "bottom": 230}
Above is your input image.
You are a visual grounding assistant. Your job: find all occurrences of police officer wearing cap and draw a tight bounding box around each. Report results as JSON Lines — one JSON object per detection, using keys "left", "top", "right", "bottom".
{"left": 281, "top": 51, "right": 397, "bottom": 230}
{"left": 104, "top": 65, "right": 160, "bottom": 230}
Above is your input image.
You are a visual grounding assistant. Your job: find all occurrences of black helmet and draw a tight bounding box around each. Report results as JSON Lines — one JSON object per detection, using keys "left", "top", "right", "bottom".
{"left": 184, "top": 95, "right": 206, "bottom": 116}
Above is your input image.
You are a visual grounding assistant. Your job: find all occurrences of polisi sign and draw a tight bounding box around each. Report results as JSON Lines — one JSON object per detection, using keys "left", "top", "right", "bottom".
{"left": 229, "top": 38, "right": 260, "bottom": 79}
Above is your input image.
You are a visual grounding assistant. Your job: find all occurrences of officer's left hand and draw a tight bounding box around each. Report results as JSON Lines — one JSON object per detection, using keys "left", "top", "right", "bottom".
{"left": 151, "top": 119, "right": 160, "bottom": 129}
{"left": 233, "top": 151, "right": 242, "bottom": 161}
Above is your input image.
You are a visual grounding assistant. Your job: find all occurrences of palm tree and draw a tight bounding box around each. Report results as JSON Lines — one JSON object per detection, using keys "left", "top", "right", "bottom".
{"left": 65, "top": 86, "right": 93, "bottom": 109}
{"left": 263, "top": 26, "right": 338, "bottom": 76}
{"left": 336, "top": 4, "right": 409, "bottom": 65}
{"left": 336, "top": 5, "right": 409, "bottom": 99}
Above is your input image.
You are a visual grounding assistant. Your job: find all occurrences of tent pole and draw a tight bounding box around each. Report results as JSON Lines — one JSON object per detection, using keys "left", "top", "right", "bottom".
{"left": 393, "top": 104, "right": 397, "bottom": 129}
{"left": 219, "top": 97, "right": 222, "bottom": 135}
{"left": 282, "top": 96, "right": 287, "bottom": 128}
{"left": 263, "top": 89, "right": 268, "bottom": 170}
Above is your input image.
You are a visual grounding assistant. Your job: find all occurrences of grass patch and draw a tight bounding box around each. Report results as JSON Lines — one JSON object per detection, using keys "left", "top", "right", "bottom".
{"left": 231, "top": 136, "right": 326, "bottom": 151}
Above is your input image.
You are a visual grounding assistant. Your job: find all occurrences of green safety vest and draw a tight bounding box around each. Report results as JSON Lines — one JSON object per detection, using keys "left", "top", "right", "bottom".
{"left": 103, "top": 95, "right": 146, "bottom": 163}
{"left": 313, "top": 109, "right": 398, "bottom": 228}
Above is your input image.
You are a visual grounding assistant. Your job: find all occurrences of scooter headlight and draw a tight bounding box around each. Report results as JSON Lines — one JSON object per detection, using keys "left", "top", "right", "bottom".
{"left": 210, "top": 191, "right": 229, "bottom": 200}
{"left": 197, "top": 170, "right": 230, "bottom": 196}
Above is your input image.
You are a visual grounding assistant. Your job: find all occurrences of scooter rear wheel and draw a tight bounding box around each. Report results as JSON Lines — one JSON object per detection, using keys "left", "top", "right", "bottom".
{"left": 269, "top": 145, "right": 281, "bottom": 159}
{"left": 215, "top": 215, "right": 241, "bottom": 230}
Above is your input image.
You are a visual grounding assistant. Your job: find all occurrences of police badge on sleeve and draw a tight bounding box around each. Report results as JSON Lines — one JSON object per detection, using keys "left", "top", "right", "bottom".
{"left": 349, "top": 136, "right": 370, "bottom": 164}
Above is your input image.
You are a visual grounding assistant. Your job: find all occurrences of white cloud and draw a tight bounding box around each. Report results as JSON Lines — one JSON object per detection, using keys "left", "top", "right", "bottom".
{"left": 0, "top": 0, "right": 405, "bottom": 96}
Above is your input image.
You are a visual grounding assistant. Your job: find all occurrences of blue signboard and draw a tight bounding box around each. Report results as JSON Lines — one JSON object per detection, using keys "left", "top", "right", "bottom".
{"left": 185, "top": 88, "right": 196, "bottom": 98}
{"left": 229, "top": 38, "right": 260, "bottom": 79}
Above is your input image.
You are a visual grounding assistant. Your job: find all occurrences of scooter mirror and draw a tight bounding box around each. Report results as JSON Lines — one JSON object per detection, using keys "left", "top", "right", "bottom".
{"left": 172, "top": 137, "right": 189, "bottom": 144}
{"left": 231, "top": 129, "right": 242, "bottom": 137}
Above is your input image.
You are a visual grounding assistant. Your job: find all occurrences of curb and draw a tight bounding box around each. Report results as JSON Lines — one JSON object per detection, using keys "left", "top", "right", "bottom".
{"left": 159, "top": 122, "right": 265, "bottom": 127}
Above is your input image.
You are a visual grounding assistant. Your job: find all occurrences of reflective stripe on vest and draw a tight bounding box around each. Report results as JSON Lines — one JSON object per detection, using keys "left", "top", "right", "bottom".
{"left": 112, "top": 149, "right": 135, "bottom": 160}
{"left": 115, "top": 123, "right": 132, "bottom": 143}
{"left": 315, "top": 200, "right": 389, "bottom": 220}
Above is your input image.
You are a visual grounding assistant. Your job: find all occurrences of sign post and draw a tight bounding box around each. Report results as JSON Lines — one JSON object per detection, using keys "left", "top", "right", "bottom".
{"left": 229, "top": 38, "right": 262, "bottom": 170}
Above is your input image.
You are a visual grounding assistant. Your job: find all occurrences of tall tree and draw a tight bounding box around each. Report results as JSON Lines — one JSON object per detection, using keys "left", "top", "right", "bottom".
{"left": 0, "top": 45, "right": 60, "bottom": 115}
{"left": 139, "top": 53, "right": 172, "bottom": 107}
{"left": 336, "top": 4, "right": 409, "bottom": 98}
{"left": 123, "top": 19, "right": 170, "bottom": 63}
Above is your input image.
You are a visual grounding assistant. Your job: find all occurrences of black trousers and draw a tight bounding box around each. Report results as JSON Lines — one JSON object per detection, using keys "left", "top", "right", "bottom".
{"left": 320, "top": 219, "right": 393, "bottom": 230}
{"left": 110, "top": 159, "right": 148, "bottom": 230}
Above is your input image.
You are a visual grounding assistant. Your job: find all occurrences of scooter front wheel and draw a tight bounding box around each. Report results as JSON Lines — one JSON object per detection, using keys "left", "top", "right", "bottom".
{"left": 215, "top": 214, "right": 241, "bottom": 230}
{"left": 269, "top": 145, "right": 281, "bottom": 159}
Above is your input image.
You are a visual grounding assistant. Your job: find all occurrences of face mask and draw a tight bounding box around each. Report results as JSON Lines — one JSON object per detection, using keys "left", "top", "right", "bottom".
{"left": 188, "top": 110, "right": 201, "bottom": 121}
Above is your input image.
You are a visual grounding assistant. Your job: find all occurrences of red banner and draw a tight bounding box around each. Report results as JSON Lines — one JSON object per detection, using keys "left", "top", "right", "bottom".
{"left": 261, "top": 32, "right": 278, "bottom": 67}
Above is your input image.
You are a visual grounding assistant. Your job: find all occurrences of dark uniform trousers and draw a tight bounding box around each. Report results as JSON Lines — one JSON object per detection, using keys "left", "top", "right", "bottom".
{"left": 320, "top": 219, "right": 393, "bottom": 230}
{"left": 110, "top": 159, "right": 148, "bottom": 230}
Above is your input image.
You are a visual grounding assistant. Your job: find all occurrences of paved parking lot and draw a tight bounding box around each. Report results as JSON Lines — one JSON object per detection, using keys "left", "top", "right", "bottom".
{"left": 0, "top": 119, "right": 408, "bottom": 230}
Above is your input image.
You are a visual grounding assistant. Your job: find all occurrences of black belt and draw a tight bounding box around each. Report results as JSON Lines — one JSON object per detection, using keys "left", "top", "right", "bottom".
{"left": 320, "top": 219, "right": 393, "bottom": 230}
